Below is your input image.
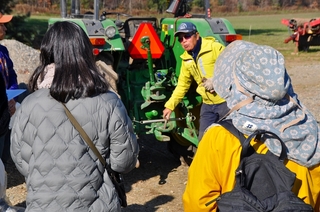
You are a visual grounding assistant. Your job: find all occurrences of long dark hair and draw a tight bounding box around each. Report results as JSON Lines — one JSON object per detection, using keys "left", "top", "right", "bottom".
{"left": 28, "top": 21, "right": 109, "bottom": 102}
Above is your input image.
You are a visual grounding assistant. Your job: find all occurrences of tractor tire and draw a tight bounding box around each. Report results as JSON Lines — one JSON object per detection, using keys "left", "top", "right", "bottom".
{"left": 95, "top": 53, "right": 119, "bottom": 95}
{"left": 298, "top": 45, "right": 309, "bottom": 52}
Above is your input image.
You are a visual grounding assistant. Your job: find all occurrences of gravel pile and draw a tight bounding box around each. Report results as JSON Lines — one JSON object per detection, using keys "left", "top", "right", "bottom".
{"left": 0, "top": 39, "right": 40, "bottom": 85}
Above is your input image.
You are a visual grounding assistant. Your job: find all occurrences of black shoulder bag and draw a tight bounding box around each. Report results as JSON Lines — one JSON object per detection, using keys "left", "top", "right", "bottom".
{"left": 62, "top": 103, "right": 127, "bottom": 207}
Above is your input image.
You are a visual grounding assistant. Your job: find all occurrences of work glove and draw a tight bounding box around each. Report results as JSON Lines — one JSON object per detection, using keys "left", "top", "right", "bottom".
{"left": 202, "top": 77, "right": 214, "bottom": 93}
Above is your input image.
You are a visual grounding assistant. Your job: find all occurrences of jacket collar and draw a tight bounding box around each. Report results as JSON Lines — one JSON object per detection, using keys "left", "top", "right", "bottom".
{"left": 181, "top": 37, "right": 217, "bottom": 60}
{"left": 187, "top": 37, "right": 202, "bottom": 61}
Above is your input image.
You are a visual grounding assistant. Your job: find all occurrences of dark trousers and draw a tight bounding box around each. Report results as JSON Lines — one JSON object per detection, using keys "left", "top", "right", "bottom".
{"left": 198, "top": 102, "right": 229, "bottom": 141}
{"left": 0, "top": 134, "right": 4, "bottom": 159}
{"left": 0, "top": 129, "right": 11, "bottom": 167}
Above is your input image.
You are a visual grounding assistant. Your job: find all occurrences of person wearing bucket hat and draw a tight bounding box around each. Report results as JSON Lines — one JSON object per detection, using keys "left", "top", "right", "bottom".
{"left": 0, "top": 11, "right": 18, "bottom": 168}
{"left": 163, "top": 22, "right": 229, "bottom": 141}
{"left": 183, "top": 40, "right": 320, "bottom": 211}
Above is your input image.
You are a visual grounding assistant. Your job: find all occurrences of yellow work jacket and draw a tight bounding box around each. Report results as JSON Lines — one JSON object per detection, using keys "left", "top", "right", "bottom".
{"left": 183, "top": 125, "right": 320, "bottom": 212}
{"left": 164, "top": 37, "right": 225, "bottom": 111}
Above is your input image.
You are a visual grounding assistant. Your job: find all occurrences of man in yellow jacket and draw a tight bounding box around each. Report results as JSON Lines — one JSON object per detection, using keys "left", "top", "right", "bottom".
{"left": 163, "top": 22, "right": 229, "bottom": 140}
{"left": 183, "top": 40, "right": 320, "bottom": 211}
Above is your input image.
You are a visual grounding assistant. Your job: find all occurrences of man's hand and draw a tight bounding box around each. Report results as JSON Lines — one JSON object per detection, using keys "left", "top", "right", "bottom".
{"left": 202, "top": 77, "right": 214, "bottom": 93}
{"left": 163, "top": 108, "right": 172, "bottom": 120}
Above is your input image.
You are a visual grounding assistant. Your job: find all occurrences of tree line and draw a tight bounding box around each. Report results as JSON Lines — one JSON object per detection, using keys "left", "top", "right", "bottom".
{"left": 1, "top": 0, "right": 319, "bottom": 15}
{"left": 0, "top": 0, "right": 318, "bottom": 48}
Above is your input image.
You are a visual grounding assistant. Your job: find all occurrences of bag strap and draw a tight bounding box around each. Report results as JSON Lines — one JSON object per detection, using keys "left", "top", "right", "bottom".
{"left": 219, "top": 120, "right": 253, "bottom": 159}
{"left": 245, "top": 129, "right": 287, "bottom": 161}
{"left": 218, "top": 120, "right": 246, "bottom": 144}
{"left": 219, "top": 119, "right": 287, "bottom": 161}
{"left": 62, "top": 103, "right": 106, "bottom": 167}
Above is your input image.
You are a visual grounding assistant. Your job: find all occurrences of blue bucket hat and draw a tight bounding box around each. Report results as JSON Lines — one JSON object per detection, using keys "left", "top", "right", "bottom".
{"left": 174, "top": 22, "right": 197, "bottom": 37}
{"left": 213, "top": 40, "right": 320, "bottom": 168}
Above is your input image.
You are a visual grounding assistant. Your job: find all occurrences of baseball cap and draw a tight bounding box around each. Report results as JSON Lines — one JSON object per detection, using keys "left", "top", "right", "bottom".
{"left": 174, "top": 22, "right": 197, "bottom": 37}
{"left": 0, "top": 13, "right": 13, "bottom": 24}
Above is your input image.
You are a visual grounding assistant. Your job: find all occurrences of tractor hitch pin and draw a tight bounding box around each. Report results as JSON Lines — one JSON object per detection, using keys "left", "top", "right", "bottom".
{"left": 138, "top": 117, "right": 185, "bottom": 124}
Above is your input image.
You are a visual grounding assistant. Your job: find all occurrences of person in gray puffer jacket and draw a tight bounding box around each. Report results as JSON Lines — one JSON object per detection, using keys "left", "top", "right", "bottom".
{"left": 10, "top": 21, "right": 140, "bottom": 212}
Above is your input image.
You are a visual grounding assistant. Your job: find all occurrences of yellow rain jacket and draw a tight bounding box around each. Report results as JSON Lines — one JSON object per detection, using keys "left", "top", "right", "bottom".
{"left": 164, "top": 37, "right": 225, "bottom": 111}
{"left": 183, "top": 125, "right": 320, "bottom": 212}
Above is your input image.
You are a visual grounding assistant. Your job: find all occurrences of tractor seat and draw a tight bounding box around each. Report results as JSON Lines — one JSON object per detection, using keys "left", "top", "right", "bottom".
{"left": 123, "top": 17, "right": 159, "bottom": 39}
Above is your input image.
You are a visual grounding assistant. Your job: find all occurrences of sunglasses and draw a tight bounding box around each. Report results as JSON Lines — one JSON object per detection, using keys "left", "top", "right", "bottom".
{"left": 178, "top": 33, "right": 195, "bottom": 42}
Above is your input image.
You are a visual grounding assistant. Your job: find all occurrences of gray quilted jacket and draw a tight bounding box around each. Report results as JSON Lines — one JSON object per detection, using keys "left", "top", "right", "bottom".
{"left": 10, "top": 89, "right": 139, "bottom": 212}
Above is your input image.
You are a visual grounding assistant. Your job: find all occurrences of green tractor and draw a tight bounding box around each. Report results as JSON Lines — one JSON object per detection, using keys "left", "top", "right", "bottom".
{"left": 50, "top": 0, "right": 241, "bottom": 157}
{"left": 49, "top": 0, "right": 125, "bottom": 94}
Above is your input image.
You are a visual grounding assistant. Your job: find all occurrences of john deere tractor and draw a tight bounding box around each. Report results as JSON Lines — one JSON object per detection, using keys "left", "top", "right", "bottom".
{"left": 51, "top": 0, "right": 241, "bottom": 155}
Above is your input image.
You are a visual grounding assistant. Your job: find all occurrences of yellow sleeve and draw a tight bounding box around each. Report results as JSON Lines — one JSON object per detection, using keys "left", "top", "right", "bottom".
{"left": 183, "top": 126, "right": 242, "bottom": 212}
{"left": 164, "top": 61, "right": 193, "bottom": 110}
{"left": 286, "top": 161, "right": 320, "bottom": 210}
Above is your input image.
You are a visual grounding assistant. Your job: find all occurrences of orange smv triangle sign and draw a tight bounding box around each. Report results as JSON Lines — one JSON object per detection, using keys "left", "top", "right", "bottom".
{"left": 128, "top": 23, "right": 165, "bottom": 59}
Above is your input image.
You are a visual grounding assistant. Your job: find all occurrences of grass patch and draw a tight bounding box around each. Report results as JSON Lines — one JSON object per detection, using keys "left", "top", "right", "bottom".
{"left": 225, "top": 12, "right": 320, "bottom": 61}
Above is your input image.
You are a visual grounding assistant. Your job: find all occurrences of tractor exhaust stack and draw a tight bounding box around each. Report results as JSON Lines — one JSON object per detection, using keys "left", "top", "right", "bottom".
{"left": 94, "top": 0, "right": 99, "bottom": 20}
{"left": 60, "top": 0, "right": 67, "bottom": 18}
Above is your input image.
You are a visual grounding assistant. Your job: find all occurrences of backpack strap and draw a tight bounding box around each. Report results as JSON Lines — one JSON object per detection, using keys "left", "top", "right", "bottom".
{"left": 218, "top": 119, "right": 246, "bottom": 144}
{"left": 219, "top": 120, "right": 287, "bottom": 161}
{"left": 245, "top": 129, "right": 287, "bottom": 161}
{"left": 219, "top": 119, "right": 254, "bottom": 159}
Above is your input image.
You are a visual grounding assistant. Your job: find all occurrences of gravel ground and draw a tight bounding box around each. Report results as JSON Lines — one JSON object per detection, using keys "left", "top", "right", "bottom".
{"left": 1, "top": 39, "right": 319, "bottom": 211}
{"left": 0, "top": 39, "right": 40, "bottom": 85}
